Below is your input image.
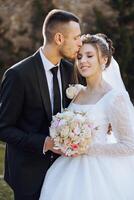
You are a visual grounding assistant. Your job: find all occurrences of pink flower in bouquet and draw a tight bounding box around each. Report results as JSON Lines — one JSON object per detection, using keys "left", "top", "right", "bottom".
{"left": 50, "top": 109, "right": 98, "bottom": 156}
{"left": 71, "top": 144, "right": 79, "bottom": 150}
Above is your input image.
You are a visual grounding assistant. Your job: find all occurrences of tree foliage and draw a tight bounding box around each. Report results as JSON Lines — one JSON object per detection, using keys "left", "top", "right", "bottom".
{"left": 84, "top": 0, "right": 134, "bottom": 99}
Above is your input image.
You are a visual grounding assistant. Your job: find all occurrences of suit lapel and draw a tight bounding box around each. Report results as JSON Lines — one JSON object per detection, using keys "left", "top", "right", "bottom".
{"left": 33, "top": 52, "right": 72, "bottom": 121}
{"left": 60, "top": 60, "right": 71, "bottom": 109}
{"left": 33, "top": 51, "right": 52, "bottom": 122}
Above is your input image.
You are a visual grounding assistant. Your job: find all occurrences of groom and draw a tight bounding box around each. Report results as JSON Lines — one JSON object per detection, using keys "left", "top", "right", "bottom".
{"left": 0, "top": 9, "right": 82, "bottom": 200}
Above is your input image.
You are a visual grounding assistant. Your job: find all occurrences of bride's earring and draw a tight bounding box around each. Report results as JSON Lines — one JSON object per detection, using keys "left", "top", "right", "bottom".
{"left": 101, "top": 64, "right": 106, "bottom": 70}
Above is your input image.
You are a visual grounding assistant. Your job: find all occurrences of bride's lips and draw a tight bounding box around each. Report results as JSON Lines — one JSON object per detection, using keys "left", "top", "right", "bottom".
{"left": 80, "top": 65, "right": 91, "bottom": 70}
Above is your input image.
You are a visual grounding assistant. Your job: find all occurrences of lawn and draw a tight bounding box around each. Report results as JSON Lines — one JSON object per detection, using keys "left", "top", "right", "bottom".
{"left": 0, "top": 146, "right": 4, "bottom": 174}
{"left": 0, "top": 179, "right": 13, "bottom": 200}
{"left": 0, "top": 145, "right": 14, "bottom": 200}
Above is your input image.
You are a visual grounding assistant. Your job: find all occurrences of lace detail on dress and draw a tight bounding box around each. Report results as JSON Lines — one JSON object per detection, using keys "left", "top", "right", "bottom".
{"left": 87, "top": 90, "right": 134, "bottom": 156}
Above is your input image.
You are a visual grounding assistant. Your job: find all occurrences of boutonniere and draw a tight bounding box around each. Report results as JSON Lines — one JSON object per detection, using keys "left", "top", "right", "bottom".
{"left": 66, "top": 84, "right": 85, "bottom": 99}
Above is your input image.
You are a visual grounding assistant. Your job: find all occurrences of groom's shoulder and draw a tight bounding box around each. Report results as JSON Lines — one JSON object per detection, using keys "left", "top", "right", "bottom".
{"left": 8, "top": 50, "right": 39, "bottom": 73}
{"left": 61, "top": 59, "right": 73, "bottom": 68}
{"left": 2, "top": 51, "right": 39, "bottom": 83}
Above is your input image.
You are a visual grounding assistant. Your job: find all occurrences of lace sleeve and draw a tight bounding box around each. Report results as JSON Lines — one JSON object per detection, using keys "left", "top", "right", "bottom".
{"left": 87, "top": 91, "right": 134, "bottom": 156}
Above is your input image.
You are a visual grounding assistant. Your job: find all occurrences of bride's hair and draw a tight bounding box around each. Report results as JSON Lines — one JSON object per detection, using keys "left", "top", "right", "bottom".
{"left": 74, "top": 33, "right": 115, "bottom": 85}
{"left": 81, "top": 33, "right": 115, "bottom": 68}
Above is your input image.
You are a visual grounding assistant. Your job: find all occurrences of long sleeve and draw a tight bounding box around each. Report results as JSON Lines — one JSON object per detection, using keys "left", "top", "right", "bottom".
{"left": 0, "top": 68, "right": 46, "bottom": 154}
{"left": 87, "top": 91, "right": 134, "bottom": 156}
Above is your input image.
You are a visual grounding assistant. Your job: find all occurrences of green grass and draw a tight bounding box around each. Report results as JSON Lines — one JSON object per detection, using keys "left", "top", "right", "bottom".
{"left": 0, "top": 141, "right": 5, "bottom": 145}
{"left": 0, "top": 179, "right": 13, "bottom": 200}
{"left": 0, "top": 145, "right": 13, "bottom": 200}
{"left": 0, "top": 147, "right": 4, "bottom": 174}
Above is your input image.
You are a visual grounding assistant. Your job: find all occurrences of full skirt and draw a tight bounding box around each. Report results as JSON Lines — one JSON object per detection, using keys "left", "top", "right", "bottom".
{"left": 39, "top": 155, "right": 134, "bottom": 200}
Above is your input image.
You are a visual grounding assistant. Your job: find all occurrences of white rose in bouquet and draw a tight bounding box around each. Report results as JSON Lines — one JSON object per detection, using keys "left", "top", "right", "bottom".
{"left": 50, "top": 109, "right": 98, "bottom": 156}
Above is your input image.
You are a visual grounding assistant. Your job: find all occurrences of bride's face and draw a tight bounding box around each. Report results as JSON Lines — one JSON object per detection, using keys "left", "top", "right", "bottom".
{"left": 76, "top": 43, "right": 105, "bottom": 78}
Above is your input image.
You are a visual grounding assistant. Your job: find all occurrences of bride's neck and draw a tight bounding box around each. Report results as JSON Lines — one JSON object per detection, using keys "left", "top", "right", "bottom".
{"left": 86, "top": 73, "right": 105, "bottom": 93}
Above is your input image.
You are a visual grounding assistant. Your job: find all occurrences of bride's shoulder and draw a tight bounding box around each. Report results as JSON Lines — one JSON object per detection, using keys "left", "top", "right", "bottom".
{"left": 111, "top": 88, "right": 128, "bottom": 97}
{"left": 108, "top": 88, "right": 129, "bottom": 106}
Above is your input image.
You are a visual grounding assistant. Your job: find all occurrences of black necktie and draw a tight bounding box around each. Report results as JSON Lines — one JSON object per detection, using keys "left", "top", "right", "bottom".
{"left": 51, "top": 67, "right": 61, "bottom": 115}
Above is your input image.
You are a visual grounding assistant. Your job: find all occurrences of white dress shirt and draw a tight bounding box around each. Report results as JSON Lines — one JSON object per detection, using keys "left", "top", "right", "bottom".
{"left": 39, "top": 47, "right": 63, "bottom": 113}
{"left": 39, "top": 47, "right": 63, "bottom": 154}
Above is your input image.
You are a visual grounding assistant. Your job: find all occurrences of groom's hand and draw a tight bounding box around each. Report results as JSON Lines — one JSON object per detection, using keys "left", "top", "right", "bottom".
{"left": 44, "top": 136, "right": 63, "bottom": 155}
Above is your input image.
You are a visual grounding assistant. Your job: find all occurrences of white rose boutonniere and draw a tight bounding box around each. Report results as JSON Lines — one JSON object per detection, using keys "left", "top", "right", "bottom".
{"left": 66, "top": 84, "right": 85, "bottom": 99}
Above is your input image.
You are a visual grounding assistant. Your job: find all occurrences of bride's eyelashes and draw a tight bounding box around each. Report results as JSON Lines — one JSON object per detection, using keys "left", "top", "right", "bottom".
{"left": 87, "top": 55, "right": 93, "bottom": 58}
{"left": 77, "top": 54, "right": 94, "bottom": 60}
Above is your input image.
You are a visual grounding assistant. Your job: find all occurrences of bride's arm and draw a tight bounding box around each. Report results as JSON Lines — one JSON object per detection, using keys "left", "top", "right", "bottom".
{"left": 87, "top": 91, "right": 134, "bottom": 156}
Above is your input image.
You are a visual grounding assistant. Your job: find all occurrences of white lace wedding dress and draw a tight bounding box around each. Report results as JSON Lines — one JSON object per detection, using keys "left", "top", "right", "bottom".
{"left": 39, "top": 89, "right": 134, "bottom": 200}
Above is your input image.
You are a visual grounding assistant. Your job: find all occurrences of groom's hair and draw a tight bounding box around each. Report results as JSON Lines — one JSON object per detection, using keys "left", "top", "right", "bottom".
{"left": 42, "top": 9, "right": 80, "bottom": 43}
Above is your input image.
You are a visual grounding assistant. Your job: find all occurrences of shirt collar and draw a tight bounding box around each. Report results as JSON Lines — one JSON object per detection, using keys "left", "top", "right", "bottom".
{"left": 39, "top": 47, "right": 60, "bottom": 71}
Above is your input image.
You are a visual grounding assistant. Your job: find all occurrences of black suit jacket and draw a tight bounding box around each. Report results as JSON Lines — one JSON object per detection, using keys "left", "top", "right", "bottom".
{"left": 0, "top": 50, "right": 75, "bottom": 195}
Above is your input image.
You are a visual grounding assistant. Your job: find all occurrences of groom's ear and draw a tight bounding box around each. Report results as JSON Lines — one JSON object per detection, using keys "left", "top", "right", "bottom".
{"left": 54, "top": 32, "right": 64, "bottom": 46}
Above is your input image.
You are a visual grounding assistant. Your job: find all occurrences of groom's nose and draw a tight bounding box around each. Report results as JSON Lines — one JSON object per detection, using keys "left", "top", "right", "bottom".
{"left": 78, "top": 39, "right": 82, "bottom": 47}
{"left": 77, "top": 38, "right": 82, "bottom": 48}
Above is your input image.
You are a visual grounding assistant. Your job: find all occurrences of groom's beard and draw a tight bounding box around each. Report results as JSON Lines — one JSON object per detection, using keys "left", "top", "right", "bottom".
{"left": 60, "top": 52, "right": 76, "bottom": 62}
{"left": 59, "top": 48, "right": 77, "bottom": 62}
{"left": 63, "top": 56, "right": 75, "bottom": 62}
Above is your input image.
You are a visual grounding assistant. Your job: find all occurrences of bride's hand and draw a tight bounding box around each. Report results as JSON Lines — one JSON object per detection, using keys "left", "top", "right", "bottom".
{"left": 44, "top": 137, "right": 86, "bottom": 157}
{"left": 71, "top": 154, "right": 79, "bottom": 158}
{"left": 44, "top": 137, "right": 64, "bottom": 155}
{"left": 71, "top": 151, "right": 87, "bottom": 157}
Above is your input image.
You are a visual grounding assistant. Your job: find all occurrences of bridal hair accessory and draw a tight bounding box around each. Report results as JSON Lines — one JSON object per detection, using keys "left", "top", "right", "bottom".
{"left": 81, "top": 34, "right": 109, "bottom": 49}
{"left": 66, "top": 84, "right": 85, "bottom": 99}
{"left": 93, "top": 35, "right": 109, "bottom": 49}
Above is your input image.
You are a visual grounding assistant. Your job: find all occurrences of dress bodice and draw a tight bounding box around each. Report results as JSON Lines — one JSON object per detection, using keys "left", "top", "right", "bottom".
{"left": 68, "top": 89, "right": 134, "bottom": 156}
{"left": 39, "top": 88, "right": 134, "bottom": 200}
{"left": 68, "top": 90, "right": 116, "bottom": 145}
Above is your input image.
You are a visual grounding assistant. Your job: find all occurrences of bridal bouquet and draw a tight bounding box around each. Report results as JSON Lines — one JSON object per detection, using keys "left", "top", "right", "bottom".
{"left": 50, "top": 109, "right": 98, "bottom": 156}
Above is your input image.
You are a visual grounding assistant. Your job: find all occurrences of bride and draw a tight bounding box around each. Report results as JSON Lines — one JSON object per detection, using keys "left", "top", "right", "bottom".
{"left": 39, "top": 33, "right": 134, "bottom": 200}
